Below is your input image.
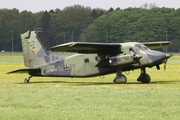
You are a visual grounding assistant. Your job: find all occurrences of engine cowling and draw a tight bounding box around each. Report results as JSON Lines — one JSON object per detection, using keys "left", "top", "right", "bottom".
{"left": 109, "top": 54, "right": 134, "bottom": 66}
{"left": 95, "top": 54, "right": 142, "bottom": 67}
{"left": 109, "top": 54, "right": 142, "bottom": 66}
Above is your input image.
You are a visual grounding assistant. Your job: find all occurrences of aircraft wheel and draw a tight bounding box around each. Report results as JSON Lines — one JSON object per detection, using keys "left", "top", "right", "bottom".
{"left": 137, "top": 74, "right": 151, "bottom": 83}
{"left": 113, "top": 75, "right": 127, "bottom": 84}
{"left": 24, "top": 78, "right": 30, "bottom": 83}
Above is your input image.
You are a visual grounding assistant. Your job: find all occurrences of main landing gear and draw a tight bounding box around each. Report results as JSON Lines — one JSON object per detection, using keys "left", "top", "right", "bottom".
{"left": 137, "top": 67, "right": 151, "bottom": 83}
{"left": 113, "top": 67, "right": 151, "bottom": 84}
{"left": 113, "top": 69, "right": 127, "bottom": 84}
{"left": 24, "top": 75, "right": 32, "bottom": 83}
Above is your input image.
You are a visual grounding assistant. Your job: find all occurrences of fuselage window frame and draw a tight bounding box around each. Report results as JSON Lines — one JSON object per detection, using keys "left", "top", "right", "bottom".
{"left": 84, "top": 58, "right": 89, "bottom": 63}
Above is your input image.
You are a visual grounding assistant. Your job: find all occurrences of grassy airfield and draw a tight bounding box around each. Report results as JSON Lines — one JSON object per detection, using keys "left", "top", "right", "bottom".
{"left": 0, "top": 54, "right": 180, "bottom": 120}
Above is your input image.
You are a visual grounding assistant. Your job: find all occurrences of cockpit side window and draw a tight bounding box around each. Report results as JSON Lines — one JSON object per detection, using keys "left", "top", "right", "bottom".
{"left": 129, "top": 48, "right": 136, "bottom": 56}
{"left": 135, "top": 44, "right": 149, "bottom": 51}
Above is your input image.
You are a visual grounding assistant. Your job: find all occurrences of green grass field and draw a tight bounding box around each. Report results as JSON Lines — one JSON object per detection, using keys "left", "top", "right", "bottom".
{"left": 0, "top": 54, "right": 180, "bottom": 120}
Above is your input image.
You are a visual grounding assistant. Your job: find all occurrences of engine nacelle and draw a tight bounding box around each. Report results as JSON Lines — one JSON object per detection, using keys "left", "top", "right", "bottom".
{"left": 109, "top": 54, "right": 135, "bottom": 66}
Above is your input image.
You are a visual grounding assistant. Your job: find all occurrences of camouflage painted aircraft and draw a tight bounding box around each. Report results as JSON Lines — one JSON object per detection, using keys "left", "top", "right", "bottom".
{"left": 7, "top": 29, "right": 172, "bottom": 83}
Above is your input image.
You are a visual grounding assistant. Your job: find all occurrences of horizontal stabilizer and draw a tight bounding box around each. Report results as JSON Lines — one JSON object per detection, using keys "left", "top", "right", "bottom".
{"left": 7, "top": 68, "right": 40, "bottom": 74}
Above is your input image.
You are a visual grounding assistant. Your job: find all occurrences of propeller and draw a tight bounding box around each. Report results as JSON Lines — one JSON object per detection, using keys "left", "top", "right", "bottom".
{"left": 163, "top": 54, "right": 172, "bottom": 70}
{"left": 164, "top": 60, "right": 167, "bottom": 70}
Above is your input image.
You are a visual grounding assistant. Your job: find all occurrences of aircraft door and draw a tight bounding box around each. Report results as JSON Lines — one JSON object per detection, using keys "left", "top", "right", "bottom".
{"left": 83, "top": 54, "right": 99, "bottom": 76}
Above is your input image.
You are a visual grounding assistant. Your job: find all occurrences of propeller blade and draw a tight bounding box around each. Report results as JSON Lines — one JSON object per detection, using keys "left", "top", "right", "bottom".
{"left": 164, "top": 63, "right": 166, "bottom": 70}
{"left": 164, "top": 59, "right": 167, "bottom": 70}
{"left": 163, "top": 54, "right": 172, "bottom": 70}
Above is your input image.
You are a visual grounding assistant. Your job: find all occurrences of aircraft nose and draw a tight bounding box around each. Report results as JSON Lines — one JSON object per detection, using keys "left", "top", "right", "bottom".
{"left": 147, "top": 51, "right": 169, "bottom": 64}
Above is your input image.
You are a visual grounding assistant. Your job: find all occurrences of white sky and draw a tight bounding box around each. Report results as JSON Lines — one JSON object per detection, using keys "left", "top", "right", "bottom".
{"left": 0, "top": 0, "right": 179, "bottom": 12}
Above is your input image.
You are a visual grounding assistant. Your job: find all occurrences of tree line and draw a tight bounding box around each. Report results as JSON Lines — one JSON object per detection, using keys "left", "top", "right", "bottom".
{"left": 0, "top": 4, "right": 180, "bottom": 52}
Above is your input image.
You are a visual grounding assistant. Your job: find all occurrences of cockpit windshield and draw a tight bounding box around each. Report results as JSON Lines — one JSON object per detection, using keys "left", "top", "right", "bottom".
{"left": 134, "top": 43, "right": 149, "bottom": 51}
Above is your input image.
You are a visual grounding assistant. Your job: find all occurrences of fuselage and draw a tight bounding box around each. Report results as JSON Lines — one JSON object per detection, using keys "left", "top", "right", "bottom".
{"left": 32, "top": 42, "right": 168, "bottom": 77}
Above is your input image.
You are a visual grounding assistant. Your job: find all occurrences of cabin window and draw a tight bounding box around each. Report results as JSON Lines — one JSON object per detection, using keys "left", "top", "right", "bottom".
{"left": 95, "top": 56, "right": 101, "bottom": 62}
{"left": 135, "top": 43, "right": 149, "bottom": 51}
{"left": 84, "top": 58, "right": 89, "bottom": 63}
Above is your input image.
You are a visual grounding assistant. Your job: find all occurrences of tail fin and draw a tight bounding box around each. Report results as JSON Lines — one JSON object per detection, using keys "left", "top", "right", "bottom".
{"left": 21, "top": 30, "right": 49, "bottom": 68}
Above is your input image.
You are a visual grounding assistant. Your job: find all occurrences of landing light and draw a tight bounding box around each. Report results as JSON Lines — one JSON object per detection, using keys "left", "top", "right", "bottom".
{"left": 109, "top": 60, "right": 112, "bottom": 63}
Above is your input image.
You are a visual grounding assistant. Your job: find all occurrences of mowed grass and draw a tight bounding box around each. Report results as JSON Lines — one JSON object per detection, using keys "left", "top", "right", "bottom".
{"left": 0, "top": 54, "right": 180, "bottom": 120}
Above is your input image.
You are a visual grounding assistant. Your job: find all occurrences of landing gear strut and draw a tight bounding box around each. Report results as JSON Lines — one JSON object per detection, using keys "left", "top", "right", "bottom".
{"left": 24, "top": 76, "right": 32, "bottom": 83}
{"left": 137, "top": 67, "right": 151, "bottom": 83}
{"left": 113, "top": 69, "right": 127, "bottom": 84}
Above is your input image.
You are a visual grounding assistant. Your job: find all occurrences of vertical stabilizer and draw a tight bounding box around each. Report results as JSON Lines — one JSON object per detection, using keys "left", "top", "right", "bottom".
{"left": 21, "top": 30, "right": 49, "bottom": 68}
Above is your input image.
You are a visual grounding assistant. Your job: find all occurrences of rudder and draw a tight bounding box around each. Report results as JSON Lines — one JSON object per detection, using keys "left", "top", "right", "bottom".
{"left": 21, "top": 30, "right": 49, "bottom": 68}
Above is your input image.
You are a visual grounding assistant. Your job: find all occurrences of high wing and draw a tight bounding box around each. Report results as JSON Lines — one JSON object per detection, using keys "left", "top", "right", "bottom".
{"left": 51, "top": 41, "right": 172, "bottom": 53}
{"left": 51, "top": 42, "right": 121, "bottom": 55}
{"left": 142, "top": 41, "right": 172, "bottom": 49}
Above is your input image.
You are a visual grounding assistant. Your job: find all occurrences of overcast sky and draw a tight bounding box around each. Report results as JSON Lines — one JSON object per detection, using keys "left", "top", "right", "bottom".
{"left": 0, "top": 0, "right": 179, "bottom": 12}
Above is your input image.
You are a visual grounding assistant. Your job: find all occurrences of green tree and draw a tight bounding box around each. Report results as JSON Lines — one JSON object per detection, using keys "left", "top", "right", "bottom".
{"left": 54, "top": 5, "right": 93, "bottom": 43}
{"left": 39, "top": 11, "right": 51, "bottom": 49}
{"left": 79, "top": 24, "right": 98, "bottom": 42}
{"left": 0, "top": 8, "right": 20, "bottom": 51}
{"left": 18, "top": 10, "right": 36, "bottom": 32}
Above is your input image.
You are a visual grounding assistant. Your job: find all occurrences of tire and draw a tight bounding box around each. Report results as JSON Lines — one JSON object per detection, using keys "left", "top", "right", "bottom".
{"left": 24, "top": 78, "right": 30, "bottom": 83}
{"left": 113, "top": 75, "right": 127, "bottom": 84}
{"left": 138, "top": 74, "right": 151, "bottom": 83}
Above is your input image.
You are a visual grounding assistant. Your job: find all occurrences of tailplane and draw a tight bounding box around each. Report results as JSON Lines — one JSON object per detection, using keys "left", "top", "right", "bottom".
{"left": 21, "top": 30, "right": 49, "bottom": 68}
